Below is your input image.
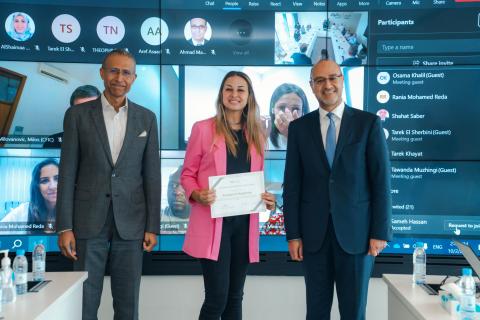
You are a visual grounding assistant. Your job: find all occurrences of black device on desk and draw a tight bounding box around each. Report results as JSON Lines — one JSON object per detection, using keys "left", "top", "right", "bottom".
{"left": 27, "top": 280, "right": 51, "bottom": 292}
{"left": 453, "top": 240, "right": 480, "bottom": 291}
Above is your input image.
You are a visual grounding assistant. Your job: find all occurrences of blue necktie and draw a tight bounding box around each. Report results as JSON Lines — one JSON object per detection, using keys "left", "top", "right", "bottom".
{"left": 326, "top": 112, "right": 336, "bottom": 168}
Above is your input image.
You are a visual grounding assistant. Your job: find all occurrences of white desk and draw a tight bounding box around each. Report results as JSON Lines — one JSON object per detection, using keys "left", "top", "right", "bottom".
{"left": 2, "top": 271, "right": 87, "bottom": 320}
{"left": 383, "top": 274, "right": 452, "bottom": 320}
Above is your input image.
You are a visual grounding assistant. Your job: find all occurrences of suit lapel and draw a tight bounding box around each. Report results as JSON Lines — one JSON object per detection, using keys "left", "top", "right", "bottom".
{"left": 90, "top": 99, "right": 114, "bottom": 167}
{"left": 308, "top": 109, "right": 330, "bottom": 170}
{"left": 333, "top": 106, "right": 354, "bottom": 166}
{"left": 249, "top": 144, "right": 262, "bottom": 172}
{"left": 212, "top": 122, "right": 227, "bottom": 176}
{"left": 115, "top": 100, "right": 138, "bottom": 167}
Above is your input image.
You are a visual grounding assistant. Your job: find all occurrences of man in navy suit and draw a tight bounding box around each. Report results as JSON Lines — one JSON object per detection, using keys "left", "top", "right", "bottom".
{"left": 283, "top": 60, "right": 392, "bottom": 320}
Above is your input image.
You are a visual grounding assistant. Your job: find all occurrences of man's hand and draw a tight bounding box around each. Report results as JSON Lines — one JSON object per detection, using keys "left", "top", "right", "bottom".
{"left": 368, "top": 238, "right": 387, "bottom": 256}
{"left": 58, "top": 230, "right": 78, "bottom": 261}
{"left": 288, "top": 239, "right": 304, "bottom": 261}
{"left": 143, "top": 232, "right": 157, "bottom": 252}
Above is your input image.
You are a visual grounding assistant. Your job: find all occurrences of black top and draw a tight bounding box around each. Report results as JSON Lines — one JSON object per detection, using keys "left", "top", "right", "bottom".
{"left": 226, "top": 129, "right": 250, "bottom": 175}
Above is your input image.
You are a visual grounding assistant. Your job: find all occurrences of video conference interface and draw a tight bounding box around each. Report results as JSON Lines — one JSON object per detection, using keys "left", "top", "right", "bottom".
{"left": 1, "top": 0, "right": 480, "bottom": 255}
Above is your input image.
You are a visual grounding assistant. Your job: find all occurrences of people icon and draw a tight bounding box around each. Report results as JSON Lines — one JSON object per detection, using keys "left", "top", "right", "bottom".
{"left": 5, "top": 12, "right": 35, "bottom": 41}
{"left": 185, "top": 17, "right": 211, "bottom": 46}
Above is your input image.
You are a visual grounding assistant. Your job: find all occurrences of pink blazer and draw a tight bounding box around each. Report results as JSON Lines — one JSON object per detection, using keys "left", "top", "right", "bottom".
{"left": 181, "top": 118, "right": 264, "bottom": 263}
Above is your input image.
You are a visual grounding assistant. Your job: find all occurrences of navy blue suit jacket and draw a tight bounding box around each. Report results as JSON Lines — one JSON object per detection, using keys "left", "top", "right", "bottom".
{"left": 283, "top": 107, "right": 392, "bottom": 254}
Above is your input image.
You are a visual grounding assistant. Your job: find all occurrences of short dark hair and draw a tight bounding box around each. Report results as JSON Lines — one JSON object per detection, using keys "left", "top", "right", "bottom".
{"left": 101, "top": 48, "right": 136, "bottom": 69}
{"left": 69, "top": 85, "right": 101, "bottom": 106}
{"left": 299, "top": 43, "right": 308, "bottom": 53}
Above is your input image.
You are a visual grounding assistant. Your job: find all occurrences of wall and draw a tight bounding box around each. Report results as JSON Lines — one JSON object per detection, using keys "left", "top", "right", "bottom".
{"left": 98, "top": 276, "right": 388, "bottom": 319}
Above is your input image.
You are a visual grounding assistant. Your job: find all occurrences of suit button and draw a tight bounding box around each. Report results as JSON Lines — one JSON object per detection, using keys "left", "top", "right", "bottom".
{"left": 106, "top": 194, "right": 111, "bottom": 198}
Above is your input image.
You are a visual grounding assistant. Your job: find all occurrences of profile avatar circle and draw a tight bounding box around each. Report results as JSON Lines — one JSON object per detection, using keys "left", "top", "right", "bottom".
{"left": 5, "top": 12, "right": 35, "bottom": 41}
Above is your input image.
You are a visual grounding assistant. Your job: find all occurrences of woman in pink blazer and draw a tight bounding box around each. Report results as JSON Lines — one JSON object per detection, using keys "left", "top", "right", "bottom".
{"left": 181, "top": 71, "right": 275, "bottom": 319}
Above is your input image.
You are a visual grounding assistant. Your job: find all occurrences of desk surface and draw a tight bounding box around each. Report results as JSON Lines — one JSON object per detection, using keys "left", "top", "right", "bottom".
{"left": 2, "top": 271, "right": 87, "bottom": 320}
{"left": 383, "top": 274, "right": 453, "bottom": 320}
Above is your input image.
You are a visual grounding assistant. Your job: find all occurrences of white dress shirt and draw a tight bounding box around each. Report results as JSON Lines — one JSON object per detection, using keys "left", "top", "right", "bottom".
{"left": 318, "top": 102, "right": 345, "bottom": 150}
{"left": 101, "top": 94, "right": 128, "bottom": 164}
{"left": 191, "top": 39, "right": 205, "bottom": 46}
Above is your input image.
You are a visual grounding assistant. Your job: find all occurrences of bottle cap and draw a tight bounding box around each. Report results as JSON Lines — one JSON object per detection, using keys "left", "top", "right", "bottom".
{"left": 16, "top": 249, "right": 25, "bottom": 256}
{"left": 0, "top": 250, "right": 10, "bottom": 268}
{"left": 462, "top": 267, "right": 472, "bottom": 276}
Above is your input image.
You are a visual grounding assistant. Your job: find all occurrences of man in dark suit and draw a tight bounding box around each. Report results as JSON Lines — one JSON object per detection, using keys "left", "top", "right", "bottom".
{"left": 187, "top": 17, "right": 209, "bottom": 46}
{"left": 283, "top": 60, "right": 392, "bottom": 320}
{"left": 56, "top": 49, "right": 160, "bottom": 320}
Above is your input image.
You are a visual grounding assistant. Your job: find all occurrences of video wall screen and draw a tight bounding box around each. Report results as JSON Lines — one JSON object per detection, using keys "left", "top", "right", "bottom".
{"left": 159, "top": 157, "right": 289, "bottom": 251}
{"left": 0, "top": 61, "right": 160, "bottom": 148}
{"left": 2, "top": 0, "right": 480, "bottom": 257}
{"left": 160, "top": 2, "right": 480, "bottom": 256}
{"left": 183, "top": 65, "right": 364, "bottom": 148}
{"left": 0, "top": 154, "right": 59, "bottom": 234}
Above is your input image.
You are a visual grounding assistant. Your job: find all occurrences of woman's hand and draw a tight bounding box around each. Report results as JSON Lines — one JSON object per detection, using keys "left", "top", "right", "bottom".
{"left": 191, "top": 189, "right": 216, "bottom": 205}
{"left": 261, "top": 192, "right": 276, "bottom": 211}
{"left": 274, "top": 109, "right": 300, "bottom": 137}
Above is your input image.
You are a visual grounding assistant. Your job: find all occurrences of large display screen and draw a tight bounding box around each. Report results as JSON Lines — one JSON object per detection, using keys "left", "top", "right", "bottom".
{"left": 2, "top": 0, "right": 480, "bottom": 257}
{"left": 160, "top": 1, "right": 480, "bottom": 256}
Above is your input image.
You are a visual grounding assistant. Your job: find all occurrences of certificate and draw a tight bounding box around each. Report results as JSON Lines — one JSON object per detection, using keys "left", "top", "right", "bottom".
{"left": 208, "top": 171, "right": 266, "bottom": 218}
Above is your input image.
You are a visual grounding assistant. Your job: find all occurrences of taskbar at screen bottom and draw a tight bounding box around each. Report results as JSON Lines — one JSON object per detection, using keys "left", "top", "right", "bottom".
{"left": 383, "top": 237, "right": 480, "bottom": 256}
{"left": 0, "top": 234, "right": 290, "bottom": 253}
{"left": 1, "top": 235, "right": 477, "bottom": 256}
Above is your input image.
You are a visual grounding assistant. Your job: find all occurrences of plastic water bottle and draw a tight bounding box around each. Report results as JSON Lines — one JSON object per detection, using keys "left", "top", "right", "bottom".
{"left": 412, "top": 241, "right": 426, "bottom": 285}
{"left": 0, "top": 250, "right": 16, "bottom": 304}
{"left": 32, "top": 241, "right": 46, "bottom": 281}
{"left": 13, "top": 249, "right": 28, "bottom": 295}
{"left": 458, "top": 267, "right": 476, "bottom": 320}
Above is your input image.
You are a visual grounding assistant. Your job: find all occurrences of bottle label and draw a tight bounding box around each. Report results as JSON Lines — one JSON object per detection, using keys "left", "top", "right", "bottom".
{"left": 15, "top": 273, "right": 27, "bottom": 284}
{"left": 414, "top": 263, "right": 426, "bottom": 274}
{"left": 461, "top": 295, "right": 475, "bottom": 312}
{"left": 33, "top": 261, "right": 45, "bottom": 271}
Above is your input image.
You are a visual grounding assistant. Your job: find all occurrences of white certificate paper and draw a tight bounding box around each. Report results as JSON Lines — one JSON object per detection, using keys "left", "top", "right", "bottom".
{"left": 208, "top": 171, "right": 266, "bottom": 218}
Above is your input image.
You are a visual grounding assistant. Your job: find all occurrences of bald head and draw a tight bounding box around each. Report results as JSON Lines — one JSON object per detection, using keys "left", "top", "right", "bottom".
{"left": 310, "top": 59, "right": 341, "bottom": 80}
{"left": 309, "top": 60, "right": 344, "bottom": 112}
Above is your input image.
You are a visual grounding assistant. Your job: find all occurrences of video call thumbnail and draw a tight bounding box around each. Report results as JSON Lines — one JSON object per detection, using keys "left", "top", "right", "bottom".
{"left": 183, "top": 65, "right": 365, "bottom": 150}
{"left": 160, "top": 10, "right": 273, "bottom": 65}
{"left": 0, "top": 156, "right": 59, "bottom": 235}
{"left": 4, "top": 12, "right": 36, "bottom": 42}
{"left": 161, "top": 158, "right": 190, "bottom": 234}
{"left": 0, "top": 61, "right": 160, "bottom": 148}
{"left": 160, "top": 65, "right": 180, "bottom": 150}
{"left": 275, "top": 11, "right": 368, "bottom": 66}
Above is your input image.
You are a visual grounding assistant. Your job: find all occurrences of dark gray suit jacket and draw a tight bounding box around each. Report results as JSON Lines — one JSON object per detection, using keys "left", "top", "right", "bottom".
{"left": 56, "top": 98, "right": 160, "bottom": 240}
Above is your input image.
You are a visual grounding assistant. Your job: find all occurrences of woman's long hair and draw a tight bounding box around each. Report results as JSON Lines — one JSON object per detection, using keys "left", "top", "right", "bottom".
{"left": 214, "top": 71, "right": 265, "bottom": 158}
{"left": 28, "top": 158, "right": 59, "bottom": 224}
{"left": 269, "top": 83, "right": 309, "bottom": 148}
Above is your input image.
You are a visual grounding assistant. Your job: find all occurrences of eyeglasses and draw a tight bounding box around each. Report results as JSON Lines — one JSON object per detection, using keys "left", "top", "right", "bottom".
{"left": 103, "top": 67, "right": 135, "bottom": 78}
{"left": 311, "top": 74, "right": 343, "bottom": 86}
{"left": 191, "top": 25, "right": 206, "bottom": 31}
